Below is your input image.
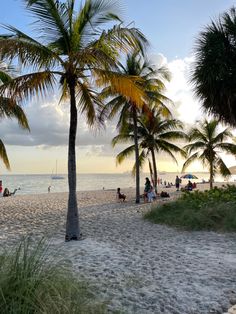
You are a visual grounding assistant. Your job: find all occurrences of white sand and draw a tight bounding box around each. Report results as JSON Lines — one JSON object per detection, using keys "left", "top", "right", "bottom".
{"left": 0, "top": 184, "right": 236, "bottom": 313}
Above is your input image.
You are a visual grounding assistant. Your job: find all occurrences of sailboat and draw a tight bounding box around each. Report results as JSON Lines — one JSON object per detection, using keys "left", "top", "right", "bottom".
{"left": 51, "top": 160, "right": 64, "bottom": 180}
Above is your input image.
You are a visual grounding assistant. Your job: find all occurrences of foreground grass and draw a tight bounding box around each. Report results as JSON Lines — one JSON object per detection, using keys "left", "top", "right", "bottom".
{"left": 0, "top": 238, "right": 106, "bottom": 314}
{"left": 144, "top": 185, "right": 236, "bottom": 231}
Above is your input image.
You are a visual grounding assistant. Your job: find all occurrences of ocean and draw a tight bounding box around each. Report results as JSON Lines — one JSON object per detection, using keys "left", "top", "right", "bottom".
{"left": 0, "top": 172, "right": 234, "bottom": 196}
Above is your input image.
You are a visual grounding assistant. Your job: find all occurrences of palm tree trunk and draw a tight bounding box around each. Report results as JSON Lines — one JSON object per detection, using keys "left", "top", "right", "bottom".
{"left": 150, "top": 148, "right": 157, "bottom": 193}
{"left": 65, "top": 79, "right": 80, "bottom": 241}
{"left": 132, "top": 108, "right": 140, "bottom": 204}
{"left": 209, "top": 161, "right": 214, "bottom": 190}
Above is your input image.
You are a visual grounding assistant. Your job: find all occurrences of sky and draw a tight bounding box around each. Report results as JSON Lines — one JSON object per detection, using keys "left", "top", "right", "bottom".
{"left": 0, "top": 0, "right": 235, "bottom": 174}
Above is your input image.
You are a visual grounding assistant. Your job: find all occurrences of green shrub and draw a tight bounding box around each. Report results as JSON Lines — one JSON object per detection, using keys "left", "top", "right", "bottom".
{"left": 144, "top": 185, "right": 236, "bottom": 231}
{"left": 0, "top": 238, "right": 106, "bottom": 314}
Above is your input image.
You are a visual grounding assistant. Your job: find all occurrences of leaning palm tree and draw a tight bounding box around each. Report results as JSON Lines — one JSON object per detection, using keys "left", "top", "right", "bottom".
{"left": 0, "top": 0, "right": 147, "bottom": 241}
{"left": 192, "top": 6, "right": 236, "bottom": 126}
{"left": 100, "top": 52, "right": 171, "bottom": 203}
{"left": 0, "top": 64, "right": 29, "bottom": 169}
{"left": 112, "top": 111, "right": 186, "bottom": 192}
{"left": 182, "top": 119, "right": 236, "bottom": 189}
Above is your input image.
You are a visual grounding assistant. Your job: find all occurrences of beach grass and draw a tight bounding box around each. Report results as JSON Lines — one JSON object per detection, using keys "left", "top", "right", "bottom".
{"left": 144, "top": 185, "right": 236, "bottom": 231}
{"left": 0, "top": 238, "right": 106, "bottom": 314}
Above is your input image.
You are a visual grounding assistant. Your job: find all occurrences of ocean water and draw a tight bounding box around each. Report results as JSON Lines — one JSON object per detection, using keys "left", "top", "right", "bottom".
{"left": 0, "top": 172, "right": 234, "bottom": 196}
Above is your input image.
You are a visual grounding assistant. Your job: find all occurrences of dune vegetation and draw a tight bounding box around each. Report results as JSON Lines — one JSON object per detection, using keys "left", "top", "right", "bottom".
{"left": 0, "top": 238, "right": 106, "bottom": 314}
{"left": 144, "top": 185, "right": 236, "bottom": 231}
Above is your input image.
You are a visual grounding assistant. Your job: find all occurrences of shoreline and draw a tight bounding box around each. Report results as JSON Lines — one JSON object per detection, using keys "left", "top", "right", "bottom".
{"left": 0, "top": 180, "right": 233, "bottom": 198}
{"left": 0, "top": 184, "right": 236, "bottom": 313}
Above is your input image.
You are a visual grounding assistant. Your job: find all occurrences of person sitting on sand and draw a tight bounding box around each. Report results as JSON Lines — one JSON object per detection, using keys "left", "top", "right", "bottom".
{"left": 3, "top": 188, "right": 10, "bottom": 197}
{"left": 3, "top": 187, "right": 19, "bottom": 197}
{"left": 117, "top": 188, "right": 126, "bottom": 202}
{"left": 185, "top": 180, "right": 193, "bottom": 191}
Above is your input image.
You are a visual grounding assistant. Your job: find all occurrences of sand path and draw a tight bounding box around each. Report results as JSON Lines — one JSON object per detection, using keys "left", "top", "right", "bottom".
{"left": 0, "top": 187, "right": 236, "bottom": 313}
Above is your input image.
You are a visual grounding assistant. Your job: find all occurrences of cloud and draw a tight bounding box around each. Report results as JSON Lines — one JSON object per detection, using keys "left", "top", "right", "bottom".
{"left": 150, "top": 53, "right": 206, "bottom": 125}
{"left": 0, "top": 94, "right": 118, "bottom": 148}
{"left": 0, "top": 54, "right": 207, "bottom": 160}
{"left": 0, "top": 94, "right": 68, "bottom": 146}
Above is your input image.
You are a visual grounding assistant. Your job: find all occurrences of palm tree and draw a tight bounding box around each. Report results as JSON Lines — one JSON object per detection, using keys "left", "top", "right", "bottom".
{"left": 112, "top": 111, "right": 186, "bottom": 192}
{"left": 0, "top": 0, "right": 147, "bottom": 241}
{"left": 192, "top": 6, "right": 236, "bottom": 126}
{"left": 182, "top": 119, "right": 236, "bottom": 189}
{"left": 0, "top": 64, "right": 29, "bottom": 169}
{"left": 100, "top": 52, "right": 171, "bottom": 203}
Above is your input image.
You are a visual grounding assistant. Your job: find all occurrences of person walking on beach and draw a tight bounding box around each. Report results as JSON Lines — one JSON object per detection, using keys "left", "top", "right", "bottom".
{"left": 175, "top": 176, "right": 181, "bottom": 191}
{"left": 144, "top": 177, "right": 151, "bottom": 202}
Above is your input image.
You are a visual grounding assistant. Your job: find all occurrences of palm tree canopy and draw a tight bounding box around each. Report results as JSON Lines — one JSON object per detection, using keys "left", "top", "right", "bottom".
{"left": 192, "top": 6, "right": 236, "bottom": 126}
{"left": 182, "top": 119, "right": 236, "bottom": 178}
{"left": 99, "top": 51, "right": 173, "bottom": 127}
{"left": 0, "top": 63, "right": 30, "bottom": 169}
{"left": 113, "top": 111, "right": 186, "bottom": 170}
{"left": 0, "top": 0, "right": 147, "bottom": 126}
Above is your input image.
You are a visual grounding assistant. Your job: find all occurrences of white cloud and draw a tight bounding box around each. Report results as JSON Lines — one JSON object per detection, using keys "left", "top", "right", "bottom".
{"left": 150, "top": 53, "right": 205, "bottom": 125}
{"left": 0, "top": 54, "right": 210, "bottom": 162}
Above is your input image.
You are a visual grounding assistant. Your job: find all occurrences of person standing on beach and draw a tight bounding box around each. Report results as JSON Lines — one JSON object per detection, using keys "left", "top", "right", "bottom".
{"left": 175, "top": 176, "right": 181, "bottom": 191}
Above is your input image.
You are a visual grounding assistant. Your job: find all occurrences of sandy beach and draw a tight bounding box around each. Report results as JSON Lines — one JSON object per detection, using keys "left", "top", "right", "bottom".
{"left": 1, "top": 183, "right": 236, "bottom": 314}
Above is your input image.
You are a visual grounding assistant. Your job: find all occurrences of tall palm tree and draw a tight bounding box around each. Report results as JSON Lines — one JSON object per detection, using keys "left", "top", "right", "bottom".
{"left": 112, "top": 111, "right": 186, "bottom": 192}
{"left": 192, "top": 6, "right": 236, "bottom": 126}
{"left": 0, "top": 0, "right": 147, "bottom": 241}
{"left": 182, "top": 119, "right": 236, "bottom": 189}
{"left": 0, "top": 64, "right": 29, "bottom": 169}
{"left": 100, "top": 52, "right": 171, "bottom": 203}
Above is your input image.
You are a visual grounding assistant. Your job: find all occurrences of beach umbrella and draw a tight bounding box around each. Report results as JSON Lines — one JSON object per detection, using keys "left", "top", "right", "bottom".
{"left": 181, "top": 174, "right": 198, "bottom": 179}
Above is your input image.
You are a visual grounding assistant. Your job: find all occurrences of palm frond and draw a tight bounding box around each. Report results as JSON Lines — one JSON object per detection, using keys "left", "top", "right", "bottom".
{"left": 112, "top": 133, "right": 133, "bottom": 147}
{"left": 183, "top": 141, "right": 206, "bottom": 154}
{"left": 182, "top": 152, "right": 199, "bottom": 172}
{"left": 0, "top": 71, "right": 56, "bottom": 101}
{"left": 212, "top": 127, "right": 232, "bottom": 144}
{"left": 217, "top": 142, "right": 236, "bottom": 155}
{"left": 159, "top": 131, "right": 186, "bottom": 141}
{"left": 94, "top": 69, "right": 145, "bottom": 107}
{"left": 0, "top": 139, "right": 10, "bottom": 169}
{"left": 116, "top": 145, "right": 135, "bottom": 164}
{"left": 26, "top": 0, "right": 70, "bottom": 49}
{"left": 72, "top": 0, "right": 122, "bottom": 47}
{"left": 215, "top": 157, "right": 231, "bottom": 177}
{"left": 77, "top": 81, "right": 103, "bottom": 127}
{"left": 99, "top": 93, "right": 125, "bottom": 123}
{"left": 0, "top": 27, "right": 60, "bottom": 68}
{"left": 98, "top": 24, "right": 148, "bottom": 56}
{"left": 0, "top": 98, "right": 29, "bottom": 130}
{"left": 157, "top": 141, "right": 186, "bottom": 160}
